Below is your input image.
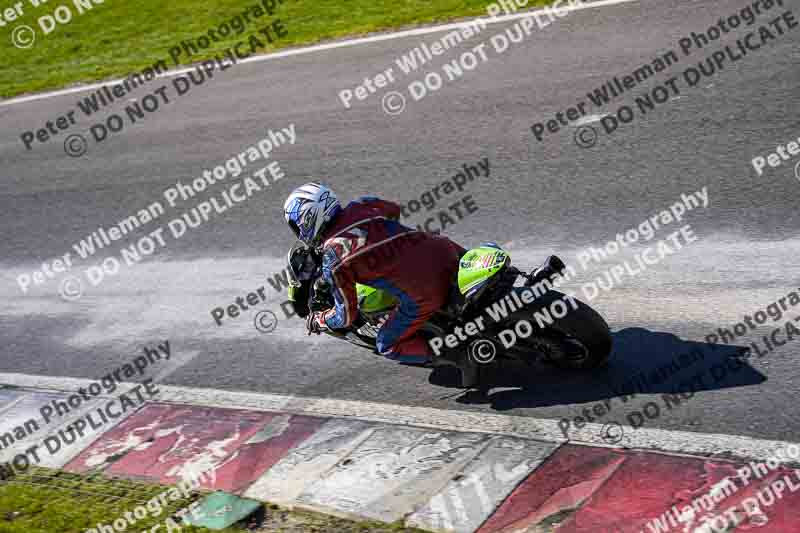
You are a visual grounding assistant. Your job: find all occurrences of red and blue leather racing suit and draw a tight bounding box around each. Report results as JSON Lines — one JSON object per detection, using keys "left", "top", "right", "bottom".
{"left": 317, "top": 197, "right": 464, "bottom": 363}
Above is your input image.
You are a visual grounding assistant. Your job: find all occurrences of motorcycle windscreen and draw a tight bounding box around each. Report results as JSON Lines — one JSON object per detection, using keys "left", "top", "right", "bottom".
{"left": 457, "top": 245, "right": 511, "bottom": 299}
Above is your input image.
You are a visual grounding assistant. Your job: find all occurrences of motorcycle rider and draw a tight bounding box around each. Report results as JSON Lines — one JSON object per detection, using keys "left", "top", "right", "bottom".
{"left": 283, "top": 182, "right": 466, "bottom": 365}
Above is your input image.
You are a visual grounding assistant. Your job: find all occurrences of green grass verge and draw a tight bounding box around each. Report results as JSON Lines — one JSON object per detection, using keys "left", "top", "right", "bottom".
{"left": 0, "top": 467, "right": 238, "bottom": 533}
{"left": 0, "top": 467, "right": 429, "bottom": 533}
{"left": 1, "top": 0, "right": 550, "bottom": 99}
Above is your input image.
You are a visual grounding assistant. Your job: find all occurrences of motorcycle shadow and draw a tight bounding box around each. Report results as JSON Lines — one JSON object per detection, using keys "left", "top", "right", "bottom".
{"left": 429, "top": 327, "right": 763, "bottom": 409}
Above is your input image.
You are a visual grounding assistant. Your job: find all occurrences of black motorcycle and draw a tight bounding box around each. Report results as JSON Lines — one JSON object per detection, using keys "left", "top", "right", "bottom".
{"left": 285, "top": 240, "right": 612, "bottom": 391}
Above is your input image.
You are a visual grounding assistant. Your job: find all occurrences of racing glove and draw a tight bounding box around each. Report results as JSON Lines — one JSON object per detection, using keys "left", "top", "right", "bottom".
{"left": 306, "top": 311, "right": 330, "bottom": 335}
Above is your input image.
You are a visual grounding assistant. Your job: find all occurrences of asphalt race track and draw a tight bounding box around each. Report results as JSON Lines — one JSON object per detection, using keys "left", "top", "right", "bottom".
{"left": 1, "top": 0, "right": 799, "bottom": 445}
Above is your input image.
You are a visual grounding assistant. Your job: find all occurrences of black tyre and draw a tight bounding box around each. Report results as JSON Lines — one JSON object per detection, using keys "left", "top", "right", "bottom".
{"left": 507, "top": 289, "right": 612, "bottom": 370}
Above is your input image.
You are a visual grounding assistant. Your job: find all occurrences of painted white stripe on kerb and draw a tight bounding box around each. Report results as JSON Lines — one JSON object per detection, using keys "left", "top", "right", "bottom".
{"left": 2, "top": 372, "right": 797, "bottom": 465}
{"left": 0, "top": 388, "right": 139, "bottom": 468}
{"left": 294, "top": 426, "right": 489, "bottom": 522}
{"left": 407, "top": 436, "right": 558, "bottom": 532}
{"left": 244, "top": 419, "right": 378, "bottom": 505}
{"left": 0, "top": 0, "right": 640, "bottom": 108}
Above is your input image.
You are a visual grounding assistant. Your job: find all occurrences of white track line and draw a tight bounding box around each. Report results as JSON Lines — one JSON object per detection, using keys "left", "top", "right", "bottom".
{"left": 1, "top": 0, "right": 638, "bottom": 108}
{"left": 1, "top": 371, "right": 798, "bottom": 465}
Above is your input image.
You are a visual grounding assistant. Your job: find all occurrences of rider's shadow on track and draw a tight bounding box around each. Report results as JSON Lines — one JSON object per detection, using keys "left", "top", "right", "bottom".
{"left": 429, "top": 327, "right": 764, "bottom": 409}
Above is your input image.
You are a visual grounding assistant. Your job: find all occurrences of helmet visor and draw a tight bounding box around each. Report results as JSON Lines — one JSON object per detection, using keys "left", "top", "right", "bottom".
{"left": 288, "top": 219, "right": 301, "bottom": 240}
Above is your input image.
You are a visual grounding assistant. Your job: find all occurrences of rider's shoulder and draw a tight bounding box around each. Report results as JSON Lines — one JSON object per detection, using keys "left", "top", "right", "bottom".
{"left": 351, "top": 195, "right": 380, "bottom": 205}
{"left": 320, "top": 218, "right": 371, "bottom": 269}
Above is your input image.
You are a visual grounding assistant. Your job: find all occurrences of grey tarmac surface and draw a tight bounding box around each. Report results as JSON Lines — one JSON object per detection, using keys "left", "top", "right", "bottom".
{"left": 1, "top": 0, "right": 799, "bottom": 443}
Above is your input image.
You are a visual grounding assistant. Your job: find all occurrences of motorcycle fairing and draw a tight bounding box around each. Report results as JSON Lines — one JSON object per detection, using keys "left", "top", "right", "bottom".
{"left": 457, "top": 245, "right": 510, "bottom": 299}
{"left": 356, "top": 283, "right": 398, "bottom": 314}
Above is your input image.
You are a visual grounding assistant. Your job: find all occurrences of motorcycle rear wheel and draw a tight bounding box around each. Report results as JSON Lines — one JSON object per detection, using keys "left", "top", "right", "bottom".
{"left": 508, "top": 290, "right": 612, "bottom": 370}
